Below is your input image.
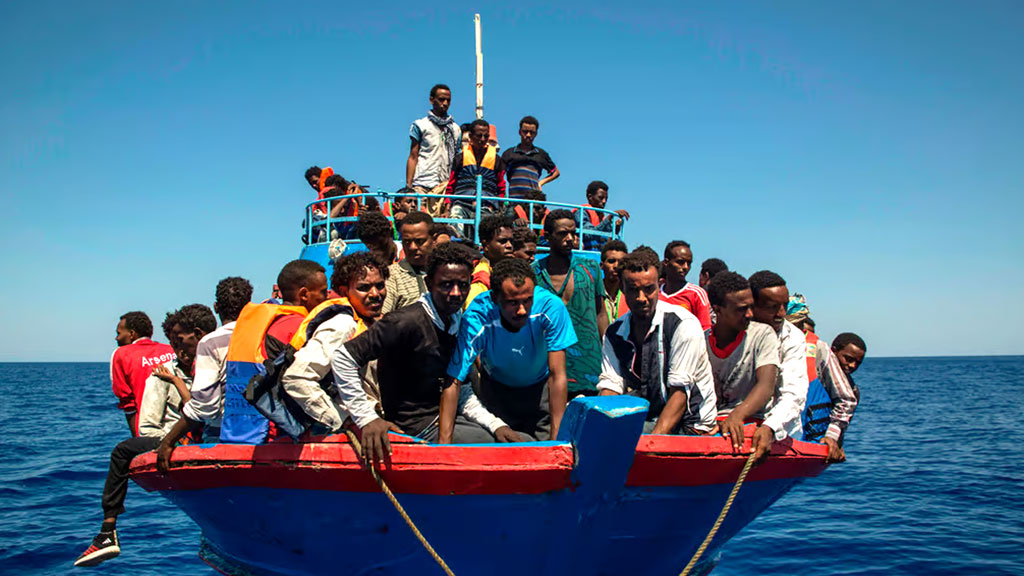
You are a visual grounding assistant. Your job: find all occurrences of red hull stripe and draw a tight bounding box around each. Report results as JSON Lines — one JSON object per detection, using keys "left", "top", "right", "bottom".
{"left": 130, "top": 434, "right": 829, "bottom": 495}
{"left": 131, "top": 438, "right": 576, "bottom": 496}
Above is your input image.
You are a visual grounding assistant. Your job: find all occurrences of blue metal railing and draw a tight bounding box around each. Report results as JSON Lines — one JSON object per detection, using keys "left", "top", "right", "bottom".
{"left": 303, "top": 176, "right": 626, "bottom": 251}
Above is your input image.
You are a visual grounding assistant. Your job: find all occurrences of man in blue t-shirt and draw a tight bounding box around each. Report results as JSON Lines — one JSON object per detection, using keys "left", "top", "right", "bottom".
{"left": 446, "top": 259, "right": 576, "bottom": 441}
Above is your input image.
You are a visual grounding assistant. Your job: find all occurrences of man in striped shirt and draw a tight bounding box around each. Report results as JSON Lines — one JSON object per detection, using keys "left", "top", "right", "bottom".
{"left": 383, "top": 211, "right": 435, "bottom": 314}
{"left": 501, "top": 116, "right": 559, "bottom": 199}
{"left": 659, "top": 240, "right": 713, "bottom": 331}
{"left": 815, "top": 333, "right": 864, "bottom": 462}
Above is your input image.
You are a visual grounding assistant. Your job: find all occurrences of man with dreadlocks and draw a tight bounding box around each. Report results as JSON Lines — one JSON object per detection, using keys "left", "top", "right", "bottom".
{"left": 407, "top": 84, "right": 462, "bottom": 218}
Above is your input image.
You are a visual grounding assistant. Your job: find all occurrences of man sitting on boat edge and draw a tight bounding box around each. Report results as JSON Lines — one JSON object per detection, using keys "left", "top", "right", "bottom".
{"left": 274, "top": 252, "right": 390, "bottom": 434}
{"left": 332, "top": 243, "right": 508, "bottom": 464}
{"left": 786, "top": 297, "right": 863, "bottom": 462}
{"left": 811, "top": 332, "right": 864, "bottom": 462}
{"left": 156, "top": 261, "right": 326, "bottom": 465}
{"left": 749, "top": 270, "right": 809, "bottom": 443}
{"left": 704, "top": 271, "right": 781, "bottom": 464}
{"left": 76, "top": 305, "right": 216, "bottom": 568}
{"left": 109, "top": 311, "right": 175, "bottom": 436}
{"left": 597, "top": 248, "right": 717, "bottom": 434}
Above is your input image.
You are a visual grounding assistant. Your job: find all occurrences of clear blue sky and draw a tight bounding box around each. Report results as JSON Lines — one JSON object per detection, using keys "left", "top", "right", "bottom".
{"left": 2, "top": 1, "right": 1021, "bottom": 361}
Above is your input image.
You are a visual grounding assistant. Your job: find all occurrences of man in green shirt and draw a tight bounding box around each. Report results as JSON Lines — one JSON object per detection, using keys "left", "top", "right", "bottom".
{"left": 532, "top": 210, "right": 608, "bottom": 396}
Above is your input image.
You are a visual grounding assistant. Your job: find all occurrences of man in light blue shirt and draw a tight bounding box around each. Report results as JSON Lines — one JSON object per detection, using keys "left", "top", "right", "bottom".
{"left": 446, "top": 259, "right": 576, "bottom": 441}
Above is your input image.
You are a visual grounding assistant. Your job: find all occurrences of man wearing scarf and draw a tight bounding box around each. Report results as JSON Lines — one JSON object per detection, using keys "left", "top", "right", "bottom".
{"left": 407, "top": 84, "right": 462, "bottom": 218}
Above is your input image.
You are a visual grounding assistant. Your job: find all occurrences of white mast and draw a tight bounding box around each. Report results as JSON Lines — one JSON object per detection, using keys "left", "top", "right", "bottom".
{"left": 475, "top": 14, "right": 483, "bottom": 120}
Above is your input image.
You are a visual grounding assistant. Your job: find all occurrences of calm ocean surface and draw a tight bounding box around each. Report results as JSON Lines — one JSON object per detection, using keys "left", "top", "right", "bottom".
{"left": 1, "top": 357, "right": 1022, "bottom": 575}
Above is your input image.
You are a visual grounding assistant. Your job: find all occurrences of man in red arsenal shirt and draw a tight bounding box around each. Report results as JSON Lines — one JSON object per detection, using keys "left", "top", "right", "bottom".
{"left": 659, "top": 240, "right": 713, "bottom": 331}
{"left": 109, "top": 311, "right": 176, "bottom": 436}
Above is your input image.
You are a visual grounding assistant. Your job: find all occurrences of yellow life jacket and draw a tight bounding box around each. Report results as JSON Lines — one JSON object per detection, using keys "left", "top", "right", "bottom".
{"left": 289, "top": 297, "right": 368, "bottom": 349}
{"left": 463, "top": 144, "right": 497, "bottom": 169}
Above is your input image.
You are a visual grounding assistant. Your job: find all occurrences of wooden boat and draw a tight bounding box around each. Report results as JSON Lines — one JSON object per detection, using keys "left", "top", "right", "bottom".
{"left": 130, "top": 396, "right": 828, "bottom": 575}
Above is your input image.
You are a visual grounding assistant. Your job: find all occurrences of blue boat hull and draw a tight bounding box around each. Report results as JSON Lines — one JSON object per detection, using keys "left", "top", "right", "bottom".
{"left": 131, "top": 398, "right": 827, "bottom": 575}
{"left": 170, "top": 478, "right": 802, "bottom": 576}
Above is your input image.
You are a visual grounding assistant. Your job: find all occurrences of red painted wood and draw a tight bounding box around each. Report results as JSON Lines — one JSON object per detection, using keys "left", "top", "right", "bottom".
{"left": 626, "top": 430, "right": 830, "bottom": 487}
{"left": 130, "top": 438, "right": 576, "bottom": 496}
{"left": 130, "top": 432, "right": 829, "bottom": 495}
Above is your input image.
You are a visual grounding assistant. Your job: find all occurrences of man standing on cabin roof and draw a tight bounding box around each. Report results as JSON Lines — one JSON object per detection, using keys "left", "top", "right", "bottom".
{"left": 748, "top": 271, "right": 809, "bottom": 442}
{"left": 77, "top": 305, "right": 216, "bottom": 568}
{"left": 501, "top": 115, "right": 560, "bottom": 199}
{"left": 149, "top": 278, "right": 251, "bottom": 464}
{"left": 449, "top": 259, "right": 576, "bottom": 441}
{"left": 332, "top": 243, "right": 506, "bottom": 463}
{"left": 598, "top": 249, "right": 717, "bottom": 434}
{"left": 600, "top": 240, "right": 629, "bottom": 324}
{"left": 466, "top": 215, "right": 515, "bottom": 309}
{"left": 278, "top": 252, "right": 389, "bottom": 432}
{"left": 382, "top": 212, "right": 434, "bottom": 314}
{"left": 407, "top": 84, "right": 461, "bottom": 218}
{"left": 533, "top": 210, "right": 608, "bottom": 397}
{"left": 660, "top": 240, "right": 713, "bottom": 331}
{"left": 447, "top": 118, "right": 507, "bottom": 239}
{"left": 110, "top": 311, "right": 176, "bottom": 436}
{"left": 511, "top": 228, "right": 538, "bottom": 263}
{"left": 704, "top": 271, "right": 781, "bottom": 463}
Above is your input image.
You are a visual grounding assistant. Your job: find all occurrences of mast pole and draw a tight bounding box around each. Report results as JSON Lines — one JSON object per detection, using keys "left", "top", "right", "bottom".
{"left": 475, "top": 14, "right": 483, "bottom": 120}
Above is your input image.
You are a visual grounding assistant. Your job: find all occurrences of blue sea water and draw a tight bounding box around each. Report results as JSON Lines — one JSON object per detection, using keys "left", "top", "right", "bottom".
{"left": 1, "top": 357, "right": 1022, "bottom": 575}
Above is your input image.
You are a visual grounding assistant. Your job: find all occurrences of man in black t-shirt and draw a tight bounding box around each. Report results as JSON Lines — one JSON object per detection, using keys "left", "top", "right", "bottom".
{"left": 331, "top": 243, "right": 511, "bottom": 462}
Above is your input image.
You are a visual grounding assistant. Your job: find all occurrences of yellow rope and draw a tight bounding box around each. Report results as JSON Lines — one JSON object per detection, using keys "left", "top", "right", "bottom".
{"left": 679, "top": 451, "right": 758, "bottom": 576}
{"left": 344, "top": 430, "right": 456, "bottom": 576}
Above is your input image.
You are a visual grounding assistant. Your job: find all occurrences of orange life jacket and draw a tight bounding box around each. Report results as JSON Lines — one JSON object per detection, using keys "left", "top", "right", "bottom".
{"left": 573, "top": 204, "right": 602, "bottom": 227}
{"left": 220, "top": 303, "right": 308, "bottom": 444}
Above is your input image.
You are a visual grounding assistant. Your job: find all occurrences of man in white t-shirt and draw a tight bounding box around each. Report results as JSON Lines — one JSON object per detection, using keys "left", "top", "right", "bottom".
{"left": 704, "top": 271, "right": 781, "bottom": 463}
{"left": 597, "top": 249, "right": 717, "bottom": 434}
{"left": 406, "top": 83, "right": 462, "bottom": 217}
{"left": 748, "top": 270, "right": 808, "bottom": 442}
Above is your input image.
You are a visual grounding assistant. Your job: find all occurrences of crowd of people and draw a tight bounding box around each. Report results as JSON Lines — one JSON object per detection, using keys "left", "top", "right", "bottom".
{"left": 304, "top": 84, "right": 628, "bottom": 244}
{"left": 75, "top": 84, "right": 867, "bottom": 568}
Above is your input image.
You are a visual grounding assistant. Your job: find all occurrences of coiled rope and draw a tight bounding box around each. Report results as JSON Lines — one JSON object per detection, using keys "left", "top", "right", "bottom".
{"left": 344, "top": 430, "right": 456, "bottom": 576}
{"left": 678, "top": 451, "right": 758, "bottom": 576}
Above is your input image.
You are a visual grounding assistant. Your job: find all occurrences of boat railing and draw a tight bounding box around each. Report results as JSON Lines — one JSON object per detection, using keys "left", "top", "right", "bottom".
{"left": 303, "top": 176, "right": 625, "bottom": 250}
